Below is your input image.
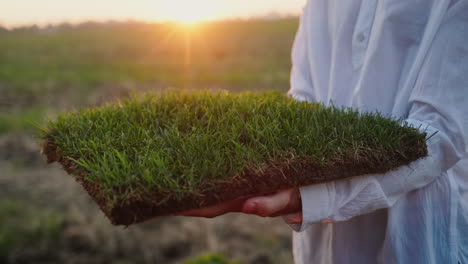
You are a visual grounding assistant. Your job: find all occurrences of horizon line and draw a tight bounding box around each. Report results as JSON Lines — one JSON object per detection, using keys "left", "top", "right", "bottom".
{"left": 0, "top": 11, "right": 300, "bottom": 30}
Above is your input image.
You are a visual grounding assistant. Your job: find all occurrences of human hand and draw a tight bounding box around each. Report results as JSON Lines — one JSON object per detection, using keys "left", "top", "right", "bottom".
{"left": 174, "top": 188, "right": 302, "bottom": 219}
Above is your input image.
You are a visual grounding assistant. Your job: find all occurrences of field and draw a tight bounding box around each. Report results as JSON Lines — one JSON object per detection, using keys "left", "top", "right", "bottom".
{"left": 0, "top": 19, "right": 298, "bottom": 263}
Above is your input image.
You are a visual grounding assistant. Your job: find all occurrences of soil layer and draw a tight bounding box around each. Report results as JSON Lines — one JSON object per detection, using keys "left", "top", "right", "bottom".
{"left": 42, "top": 138, "right": 427, "bottom": 226}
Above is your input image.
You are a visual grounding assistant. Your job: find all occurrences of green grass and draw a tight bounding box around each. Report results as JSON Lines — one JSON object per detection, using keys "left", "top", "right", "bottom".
{"left": 41, "top": 90, "right": 427, "bottom": 205}
{"left": 185, "top": 253, "right": 239, "bottom": 264}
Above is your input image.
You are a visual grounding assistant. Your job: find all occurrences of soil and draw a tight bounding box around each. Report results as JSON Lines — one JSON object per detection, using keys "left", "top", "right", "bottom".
{"left": 42, "top": 138, "right": 427, "bottom": 226}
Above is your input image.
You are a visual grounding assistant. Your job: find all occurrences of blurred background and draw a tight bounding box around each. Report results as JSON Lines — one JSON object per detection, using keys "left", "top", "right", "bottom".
{"left": 0, "top": 1, "right": 305, "bottom": 263}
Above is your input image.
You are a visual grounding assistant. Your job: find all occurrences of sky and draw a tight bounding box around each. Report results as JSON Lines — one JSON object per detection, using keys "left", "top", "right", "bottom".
{"left": 0, "top": 0, "right": 307, "bottom": 28}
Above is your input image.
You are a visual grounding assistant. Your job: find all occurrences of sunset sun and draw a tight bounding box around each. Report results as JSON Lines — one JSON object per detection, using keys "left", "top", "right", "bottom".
{"left": 157, "top": 1, "right": 218, "bottom": 24}
{"left": 169, "top": 10, "right": 210, "bottom": 24}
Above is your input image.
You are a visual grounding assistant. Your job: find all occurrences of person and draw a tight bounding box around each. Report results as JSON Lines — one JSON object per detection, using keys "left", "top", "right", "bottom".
{"left": 178, "top": 0, "right": 468, "bottom": 263}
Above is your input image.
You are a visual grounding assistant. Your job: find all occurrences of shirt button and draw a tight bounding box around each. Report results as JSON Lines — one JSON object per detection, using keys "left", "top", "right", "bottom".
{"left": 357, "top": 33, "right": 366, "bottom": 42}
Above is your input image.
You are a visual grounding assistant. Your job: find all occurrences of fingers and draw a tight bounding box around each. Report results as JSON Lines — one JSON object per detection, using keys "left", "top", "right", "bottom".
{"left": 242, "top": 190, "right": 290, "bottom": 217}
{"left": 242, "top": 188, "right": 301, "bottom": 217}
{"left": 173, "top": 188, "right": 302, "bottom": 219}
{"left": 175, "top": 198, "right": 246, "bottom": 218}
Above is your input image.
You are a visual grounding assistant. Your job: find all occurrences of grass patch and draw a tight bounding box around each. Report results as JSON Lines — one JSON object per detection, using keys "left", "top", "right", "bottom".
{"left": 40, "top": 90, "right": 427, "bottom": 225}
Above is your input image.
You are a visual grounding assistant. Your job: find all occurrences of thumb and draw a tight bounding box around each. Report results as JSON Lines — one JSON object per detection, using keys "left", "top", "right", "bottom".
{"left": 242, "top": 189, "right": 293, "bottom": 217}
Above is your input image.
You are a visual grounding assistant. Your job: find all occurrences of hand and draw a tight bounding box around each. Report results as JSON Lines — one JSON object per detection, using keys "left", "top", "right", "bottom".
{"left": 175, "top": 188, "right": 302, "bottom": 219}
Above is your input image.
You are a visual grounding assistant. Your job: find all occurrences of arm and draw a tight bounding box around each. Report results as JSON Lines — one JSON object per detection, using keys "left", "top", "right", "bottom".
{"left": 286, "top": 8, "right": 468, "bottom": 231}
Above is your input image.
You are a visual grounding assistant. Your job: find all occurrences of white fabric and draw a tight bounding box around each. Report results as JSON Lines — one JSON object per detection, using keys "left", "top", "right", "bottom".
{"left": 285, "top": 0, "right": 468, "bottom": 263}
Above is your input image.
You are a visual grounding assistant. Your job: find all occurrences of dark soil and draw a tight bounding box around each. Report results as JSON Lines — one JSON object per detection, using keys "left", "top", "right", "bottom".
{"left": 42, "top": 138, "right": 427, "bottom": 226}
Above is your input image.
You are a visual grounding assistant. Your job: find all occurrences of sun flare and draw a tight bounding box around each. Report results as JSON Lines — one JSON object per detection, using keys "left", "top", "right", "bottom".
{"left": 156, "top": 1, "right": 219, "bottom": 25}
{"left": 170, "top": 10, "right": 208, "bottom": 24}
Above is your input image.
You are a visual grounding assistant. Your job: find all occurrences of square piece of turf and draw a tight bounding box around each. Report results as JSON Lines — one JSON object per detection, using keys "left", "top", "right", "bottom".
{"left": 40, "top": 91, "right": 428, "bottom": 225}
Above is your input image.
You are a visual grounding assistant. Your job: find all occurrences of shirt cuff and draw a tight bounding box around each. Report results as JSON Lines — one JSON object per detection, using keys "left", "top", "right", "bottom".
{"left": 283, "top": 182, "right": 332, "bottom": 232}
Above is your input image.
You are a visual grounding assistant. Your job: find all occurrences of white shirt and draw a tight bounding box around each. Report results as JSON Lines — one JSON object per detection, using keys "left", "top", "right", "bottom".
{"left": 286, "top": 0, "right": 468, "bottom": 263}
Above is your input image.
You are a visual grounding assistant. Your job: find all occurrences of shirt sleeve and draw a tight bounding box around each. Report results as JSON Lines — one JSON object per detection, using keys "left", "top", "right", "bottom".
{"left": 285, "top": 8, "right": 468, "bottom": 232}
{"left": 287, "top": 2, "right": 315, "bottom": 103}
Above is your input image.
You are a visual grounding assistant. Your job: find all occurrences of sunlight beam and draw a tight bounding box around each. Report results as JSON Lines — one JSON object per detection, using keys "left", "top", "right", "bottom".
{"left": 154, "top": 0, "right": 219, "bottom": 24}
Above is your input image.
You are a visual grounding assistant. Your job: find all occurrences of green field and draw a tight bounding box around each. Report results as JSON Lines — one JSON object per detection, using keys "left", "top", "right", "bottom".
{"left": 0, "top": 19, "right": 299, "bottom": 263}
{"left": 0, "top": 19, "right": 296, "bottom": 94}
{"left": 0, "top": 19, "right": 298, "bottom": 135}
